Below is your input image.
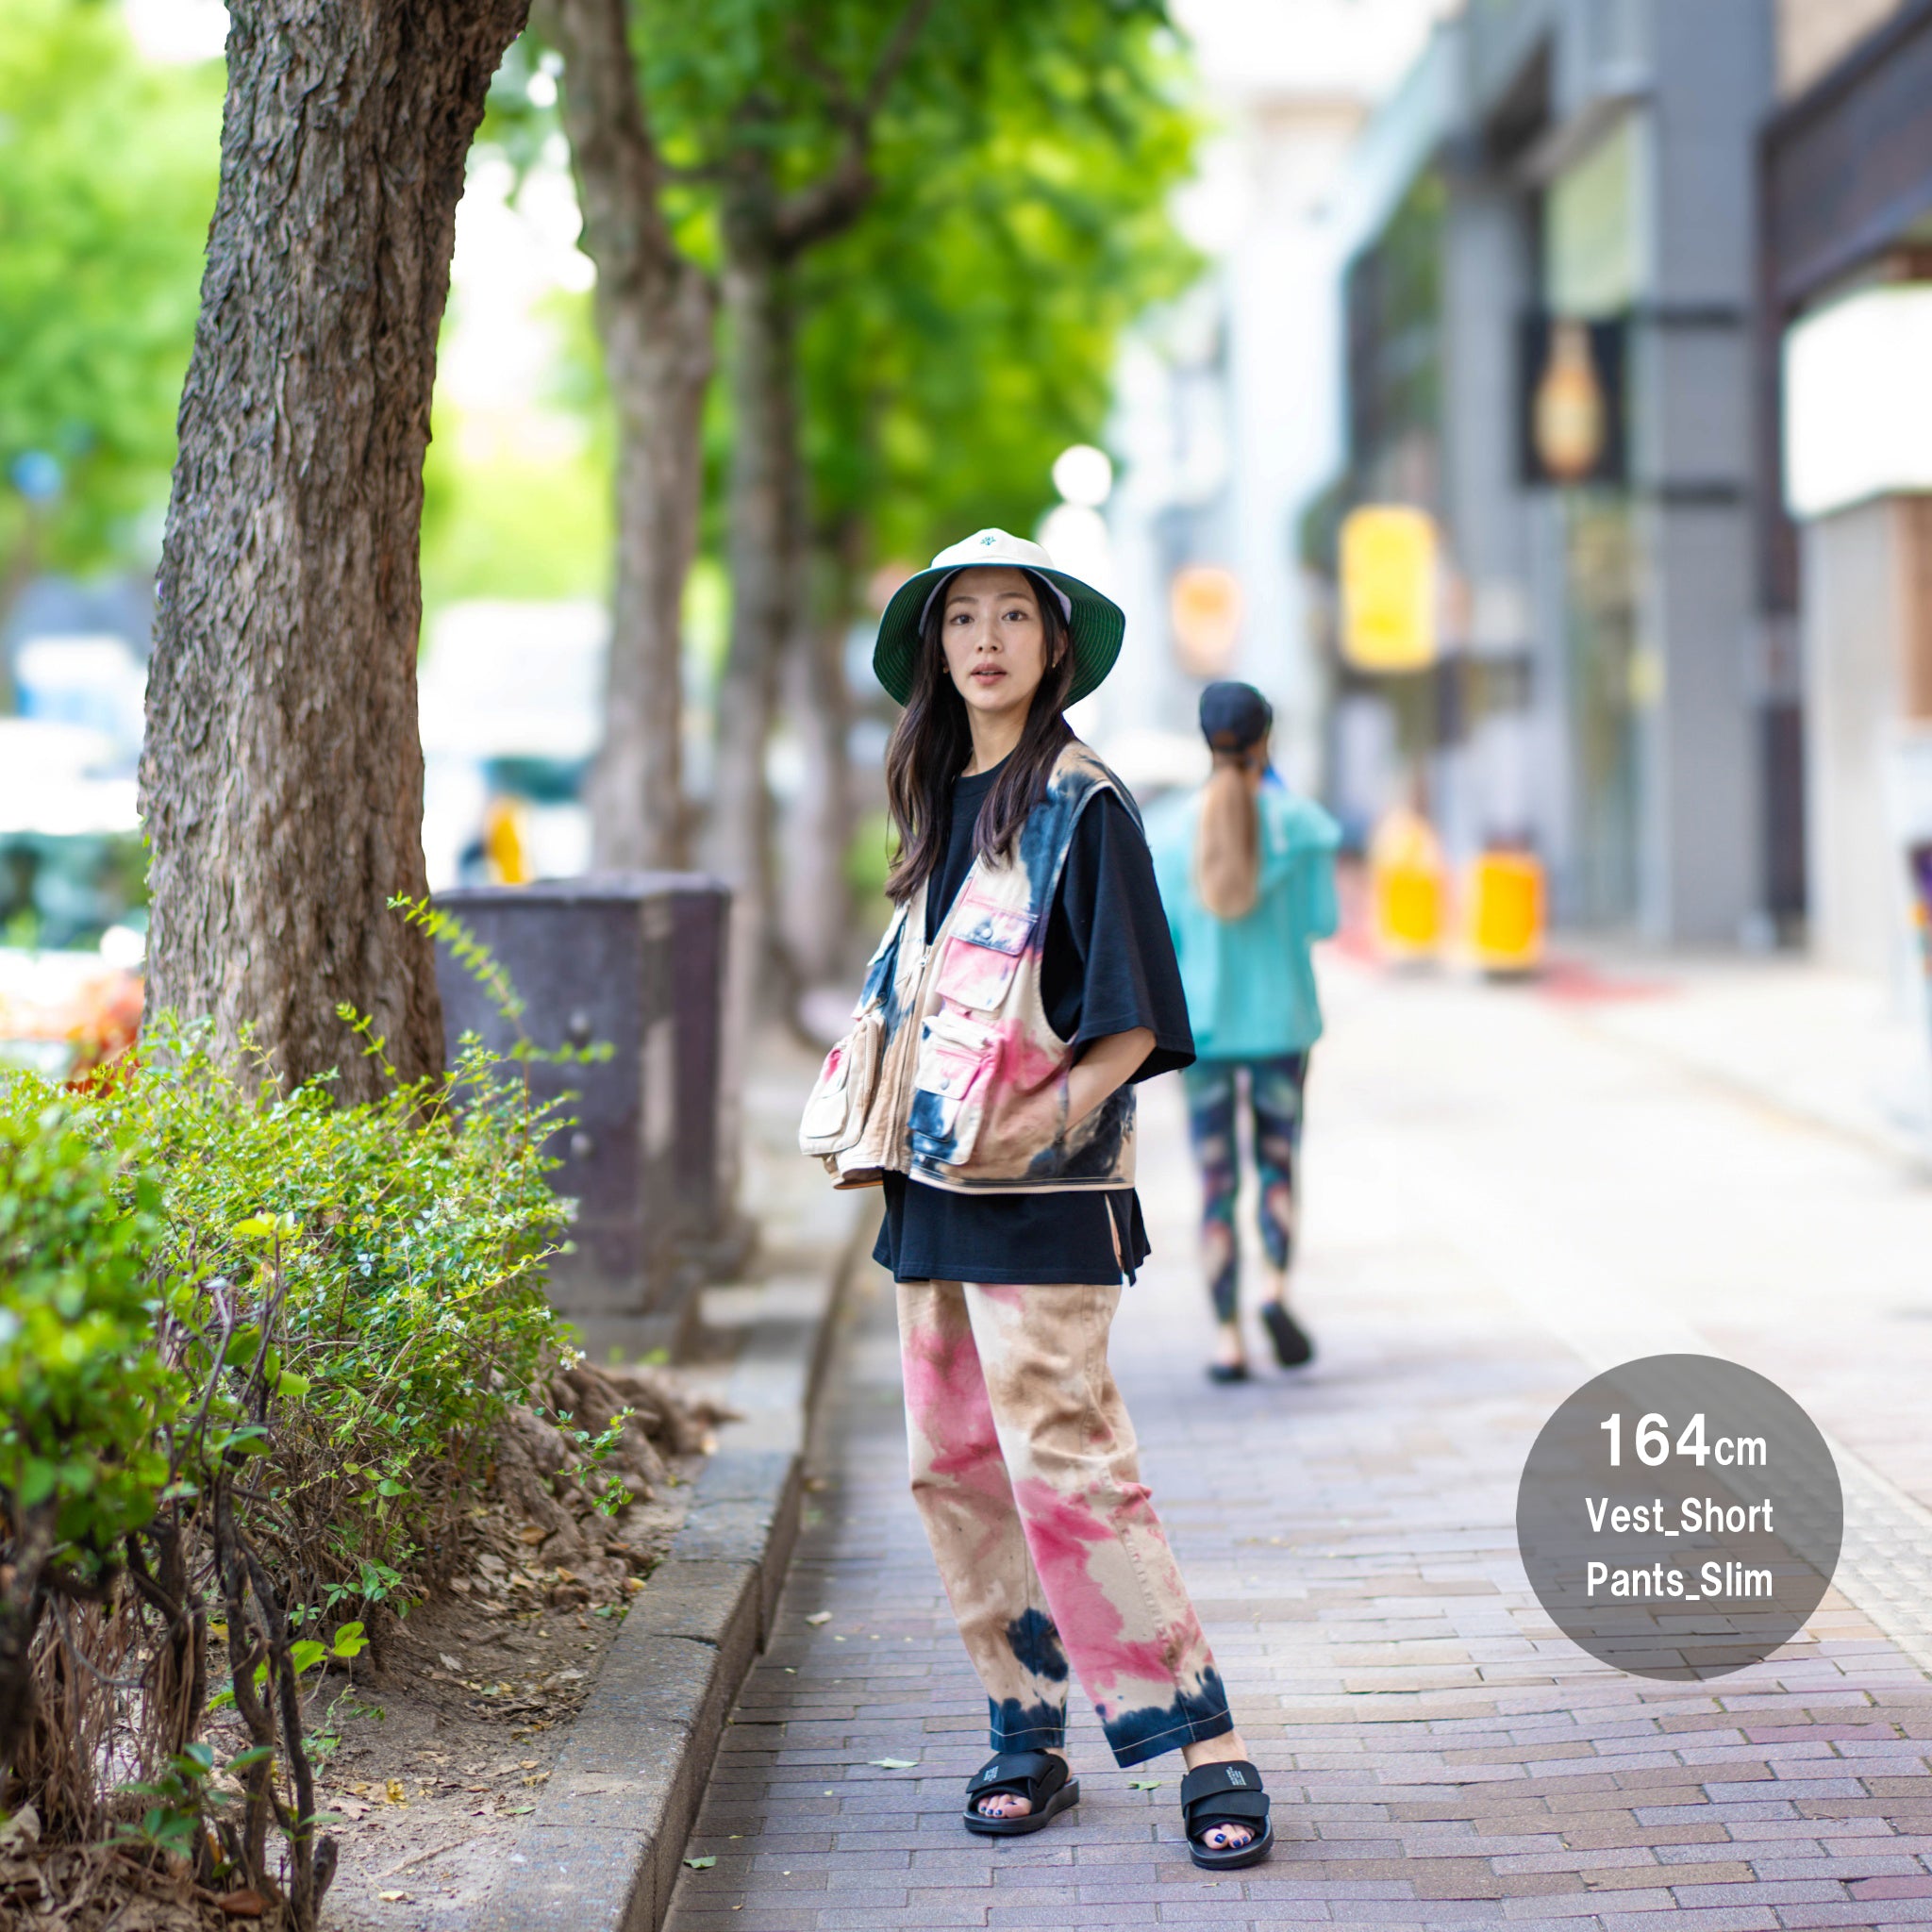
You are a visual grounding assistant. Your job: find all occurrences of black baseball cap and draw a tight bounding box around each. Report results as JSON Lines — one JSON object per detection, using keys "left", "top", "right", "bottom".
{"left": 1199, "top": 681, "right": 1273, "bottom": 751}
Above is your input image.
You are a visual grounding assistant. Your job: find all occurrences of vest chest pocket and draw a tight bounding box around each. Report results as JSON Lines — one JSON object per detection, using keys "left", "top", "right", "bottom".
{"left": 908, "top": 1008, "right": 998, "bottom": 1167}
{"left": 934, "top": 894, "right": 1032, "bottom": 1012}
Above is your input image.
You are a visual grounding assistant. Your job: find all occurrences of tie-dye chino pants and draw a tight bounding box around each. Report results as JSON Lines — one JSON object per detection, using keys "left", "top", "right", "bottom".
{"left": 896, "top": 1277, "right": 1234, "bottom": 1768}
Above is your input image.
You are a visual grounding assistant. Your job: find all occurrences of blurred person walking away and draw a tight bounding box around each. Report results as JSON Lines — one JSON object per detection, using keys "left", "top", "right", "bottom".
{"left": 799, "top": 532, "right": 1275, "bottom": 1869}
{"left": 1148, "top": 682, "right": 1341, "bottom": 1384}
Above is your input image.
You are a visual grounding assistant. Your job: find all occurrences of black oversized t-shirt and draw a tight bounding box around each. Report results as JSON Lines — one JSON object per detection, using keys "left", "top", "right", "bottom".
{"left": 872, "top": 755, "right": 1194, "bottom": 1286}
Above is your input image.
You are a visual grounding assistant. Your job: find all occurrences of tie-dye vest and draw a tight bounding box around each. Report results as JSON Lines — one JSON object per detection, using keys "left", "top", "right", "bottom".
{"left": 807, "top": 741, "right": 1138, "bottom": 1195}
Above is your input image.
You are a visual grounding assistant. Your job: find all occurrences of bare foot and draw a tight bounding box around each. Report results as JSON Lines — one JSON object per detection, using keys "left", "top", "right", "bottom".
{"left": 1182, "top": 1731, "right": 1256, "bottom": 1851}
{"left": 974, "top": 1747, "right": 1069, "bottom": 1820}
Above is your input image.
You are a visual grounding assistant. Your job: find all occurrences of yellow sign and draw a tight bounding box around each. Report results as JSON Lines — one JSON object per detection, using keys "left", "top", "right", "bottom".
{"left": 1340, "top": 506, "right": 1437, "bottom": 672}
{"left": 1169, "top": 565, "right": 1242, "bottom": 677}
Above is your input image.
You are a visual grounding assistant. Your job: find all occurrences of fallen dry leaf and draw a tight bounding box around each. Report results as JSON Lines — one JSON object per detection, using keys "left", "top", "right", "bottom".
{"left": 869, "top": 1757, "right": 919, "bottom": 1770}
{"left": 217, "top": 1889, "right": 267, "bottom": 1919}
{"left": 377, "top": 1890, "right": 410, "bottom": 1903}
{"left": 439, "top": 1653, "right": 463, "bottom": 1673}
{"left": 804, "top": 1611, "right": 831, "bottom": 1626}
{"left": 384, "top": 1779, "right": 408, "bottom": 1806}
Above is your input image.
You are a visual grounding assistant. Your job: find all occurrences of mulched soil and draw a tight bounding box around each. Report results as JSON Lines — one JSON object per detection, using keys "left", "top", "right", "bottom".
{"left": 3, "top": 1361, "right": 732, "bottom": 1932}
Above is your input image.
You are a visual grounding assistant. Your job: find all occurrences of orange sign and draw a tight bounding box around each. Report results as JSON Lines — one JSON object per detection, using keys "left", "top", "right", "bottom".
{"left": 1170, "top": 566, "right": 1242, "bottom": 677}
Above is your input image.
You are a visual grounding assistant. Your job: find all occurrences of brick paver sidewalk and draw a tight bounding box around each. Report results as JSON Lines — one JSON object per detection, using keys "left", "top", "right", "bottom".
{"left": 664, "top": 963, "right": 1932, "bottom": 1930}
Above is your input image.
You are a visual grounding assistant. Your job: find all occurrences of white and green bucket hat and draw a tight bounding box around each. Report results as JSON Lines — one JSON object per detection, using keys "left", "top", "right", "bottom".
{"left": 872, "top": 528, "right": 1126, "bottom": 708}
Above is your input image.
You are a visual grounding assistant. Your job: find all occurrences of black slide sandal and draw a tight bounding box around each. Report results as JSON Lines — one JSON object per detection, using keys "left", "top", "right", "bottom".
{"left": 1179, "top": 1759, "right": 1274, "bottom": 1870}
{"left": 1260, "top": 1301, "right": 1314, "bottom": 1367}
{"left": 961, "top": 1751, "right": 1080, "bottom": 1838}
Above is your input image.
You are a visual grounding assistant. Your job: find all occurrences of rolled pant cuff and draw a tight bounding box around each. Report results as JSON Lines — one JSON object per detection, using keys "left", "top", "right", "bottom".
{"left": 1108, "top": 1707, "right": 1236, "bottom": 1770}
{"left": 989, "top": 1703, "right": 1069, "bottom": 1755}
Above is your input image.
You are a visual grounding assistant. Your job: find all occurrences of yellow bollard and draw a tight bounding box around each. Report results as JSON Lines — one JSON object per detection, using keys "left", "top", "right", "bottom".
{"left": 483, "top": 795, "right": 532, "bottom": 885}
{"left": 1468, "top": 850, "right": 1544, "bottom": 974}
{"left": 1368, "top": 808, "right": 1445, "bottom": 960}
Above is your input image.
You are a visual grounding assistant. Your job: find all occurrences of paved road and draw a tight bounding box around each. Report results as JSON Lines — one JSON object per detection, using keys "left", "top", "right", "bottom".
{"left": 664, "top": 959, "right": 1932, "bottom": 1930}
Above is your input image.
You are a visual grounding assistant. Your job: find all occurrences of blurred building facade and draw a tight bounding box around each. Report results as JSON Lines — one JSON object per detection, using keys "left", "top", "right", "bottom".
{"left": 1302, "top": 0, "right": 1932, "bottom": 971}
{"left": 1317, "top": 0, "right": 1776, "bottom": 945}
{"left": 1762, "top": 0, "right": 1932, "bottom": 977}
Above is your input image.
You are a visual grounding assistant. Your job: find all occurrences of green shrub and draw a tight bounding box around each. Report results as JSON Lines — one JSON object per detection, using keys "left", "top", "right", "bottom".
{"left": 0, "top": 1098, "right": 175, "bottom": 1575}
{"left": 0, "top": 985, "right": 583, "bottom": 1927}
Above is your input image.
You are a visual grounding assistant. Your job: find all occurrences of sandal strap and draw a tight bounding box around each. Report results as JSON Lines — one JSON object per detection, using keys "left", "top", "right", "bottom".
{"left": 1187, "top": 1789, "right": 1271, "bottom": 1826}
{"left": 1180, "top": 1760, "right": 1268, "bottom": 1818}
{"left": 966, "top": 1750, "right": 1061, "bottom": 1800}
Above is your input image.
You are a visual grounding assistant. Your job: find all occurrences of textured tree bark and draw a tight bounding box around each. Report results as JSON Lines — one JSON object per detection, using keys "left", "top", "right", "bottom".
{"left": 708, "top": 200, "right": 793, "bottom": 969}
{"left": 543, "top": 0, "right": 714, "bottom": 871}
{"left": 706, "top": 199, "right": 797, "bottom": 1191}
{"left": 778, "top": 530, "right": 858, "bottom": 991}
{"left": 142, "top": 0, "right": 528, "bottom": 1099}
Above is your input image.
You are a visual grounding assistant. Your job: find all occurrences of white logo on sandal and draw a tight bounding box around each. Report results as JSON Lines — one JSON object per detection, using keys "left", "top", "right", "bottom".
{"left": 1226, "top": 1768, "right": 1246, "bottom": 1786}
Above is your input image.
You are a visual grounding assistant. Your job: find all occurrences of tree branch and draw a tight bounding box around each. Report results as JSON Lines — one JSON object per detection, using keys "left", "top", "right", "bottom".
{"left": 773, "top": 0, "right": 941, "bottom": 257}
{"left": 535, "top": 0, "right": 687, "bottom": 293}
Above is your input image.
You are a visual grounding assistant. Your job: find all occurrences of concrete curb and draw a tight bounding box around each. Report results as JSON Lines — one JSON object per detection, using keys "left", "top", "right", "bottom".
{"left": 478, "top": 1196, "right": 877, "bottom": 1932}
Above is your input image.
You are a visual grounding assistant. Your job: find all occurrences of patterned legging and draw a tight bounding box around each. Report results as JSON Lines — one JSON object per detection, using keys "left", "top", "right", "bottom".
{"left": 1180, "top": 1054, "right": 1309, "bottom": 1325}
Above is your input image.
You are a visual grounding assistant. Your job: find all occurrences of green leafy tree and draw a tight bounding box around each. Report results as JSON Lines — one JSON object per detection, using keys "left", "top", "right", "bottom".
{"left": 774, "top": 16, "right": 1198, "bottom": 978}
{"left": 0, "top": 0, "right": 221, "bottom": 635}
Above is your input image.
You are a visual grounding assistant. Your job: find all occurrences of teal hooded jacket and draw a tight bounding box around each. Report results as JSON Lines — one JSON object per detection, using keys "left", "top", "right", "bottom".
{"left": 1145, "top": 781, "right": 1341, "bottom": 1061}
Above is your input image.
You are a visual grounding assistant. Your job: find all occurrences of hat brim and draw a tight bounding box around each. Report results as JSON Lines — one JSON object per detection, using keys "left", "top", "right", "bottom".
{"left": 872, "top": 563, "right": 1124, "bottom": 708}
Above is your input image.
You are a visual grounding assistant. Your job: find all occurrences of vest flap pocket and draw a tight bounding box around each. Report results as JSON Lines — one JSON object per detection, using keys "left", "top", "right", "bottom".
{"left": 798, "top": 1011, "right": 881, "bottom": 1158}
{"left": 953, "top": 895, "right": 1031, "bottom": 956}
{"left": 908, "top": 1009, "right": 996, "bottom": 1166}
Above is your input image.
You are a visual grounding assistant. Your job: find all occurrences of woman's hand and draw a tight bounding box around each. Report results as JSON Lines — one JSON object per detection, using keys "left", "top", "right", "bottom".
{"left": 1065, "top": 1027, "right": 1155, "bottom": 1132}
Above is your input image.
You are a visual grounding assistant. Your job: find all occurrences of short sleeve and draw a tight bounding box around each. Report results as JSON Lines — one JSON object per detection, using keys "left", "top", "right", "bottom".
{"left": 1040, "top": 790, "right": 1196, "bottom": 1081}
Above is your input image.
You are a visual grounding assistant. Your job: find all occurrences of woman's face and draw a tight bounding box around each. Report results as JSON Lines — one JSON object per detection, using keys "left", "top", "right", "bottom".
{"left": 940, "top": 567, "right": 1052, "bottom": 726}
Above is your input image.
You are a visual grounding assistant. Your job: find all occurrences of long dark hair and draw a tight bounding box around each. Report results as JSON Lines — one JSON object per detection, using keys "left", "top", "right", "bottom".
{"left": 1194, "top": 743, "right": 1265, "bottom": 920}
{"left": 883, "top": 572, "right": 1074, "bottom": 905}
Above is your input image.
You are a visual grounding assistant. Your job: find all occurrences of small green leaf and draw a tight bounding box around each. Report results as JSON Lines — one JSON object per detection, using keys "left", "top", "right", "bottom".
{"left": 291, "top": 1640, "right": 327, "bottom": 1674}
{"left": 1128, "top": 1778, "right": 1163, "bottom": 1790}
{"left": 331, "top": 1621, "right": 368, "bottom": 1658}
{"left": 683, "top": 1855, "right": 716, "bottom": 1871}
{"left": 869, "top": 1757, "right": 919, "bottom": 1770}
{"left": 276, "top": 1370, "right": 311, "bottom": 1403}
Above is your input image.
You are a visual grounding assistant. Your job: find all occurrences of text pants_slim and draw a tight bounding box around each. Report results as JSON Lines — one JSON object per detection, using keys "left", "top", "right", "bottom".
{"left": 896, "top": 1277, "right": 1234, "bottom": 1768}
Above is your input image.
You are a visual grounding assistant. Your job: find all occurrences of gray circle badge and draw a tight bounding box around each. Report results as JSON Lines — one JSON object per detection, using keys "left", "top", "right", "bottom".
{"left": 1516, "top": 1355, "right": 1842, "bottom": 1680}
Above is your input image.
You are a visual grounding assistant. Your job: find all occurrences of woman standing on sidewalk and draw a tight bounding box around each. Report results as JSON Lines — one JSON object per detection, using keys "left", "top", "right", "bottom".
{"left": 799, "top": 530, "right": 1274, "bottom": 1869}
{"left": 1147, "top": 682, "right": 1341, "bottom": 1384}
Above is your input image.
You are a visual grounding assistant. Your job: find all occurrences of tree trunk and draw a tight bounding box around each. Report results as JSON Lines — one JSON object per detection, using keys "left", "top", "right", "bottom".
{"left": 544, "top": 0, "right": 714, "bottom": 871}
{"left": 142, "top": 0, "right": 527, "bottom": 1099}
{"left": 778, "top": 529, "right": 858, "bottom": 992}
{"left": 707, "top": 192, "right": 797, "bottom": 1194}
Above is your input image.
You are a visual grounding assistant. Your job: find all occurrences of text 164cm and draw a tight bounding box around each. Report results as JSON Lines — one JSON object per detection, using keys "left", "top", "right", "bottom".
{"left": 1600, "top": 1412, "right": 1767, "bottom": 1469}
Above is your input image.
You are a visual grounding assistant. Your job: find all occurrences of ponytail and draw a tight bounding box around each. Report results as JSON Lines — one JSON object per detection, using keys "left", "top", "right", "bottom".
{"left": 1193, "top": 748, "right": 1263, "bottom": 920}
